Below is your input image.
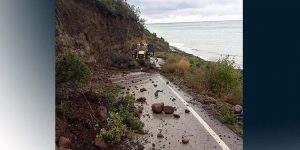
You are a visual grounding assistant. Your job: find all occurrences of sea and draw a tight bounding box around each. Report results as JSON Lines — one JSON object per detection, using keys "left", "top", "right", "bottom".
{"left": 146, "top": 20, "right": 243, "bottom": 68}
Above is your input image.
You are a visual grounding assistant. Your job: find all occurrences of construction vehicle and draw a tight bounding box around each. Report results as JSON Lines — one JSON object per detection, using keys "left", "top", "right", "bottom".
{"left": 132, "top": 41, "right": 154, "bottom": 65}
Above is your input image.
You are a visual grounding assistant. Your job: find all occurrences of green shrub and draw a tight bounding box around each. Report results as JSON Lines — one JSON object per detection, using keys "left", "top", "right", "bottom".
{"left": 100, "top": 112, "right": 127, "bottom": 144}
{"left": 221, "top": 112, "right": 236, "bottom": 124}
{"left": 204, "top": 56, "right": 242, "bottom": 97}
{"left": 119, "top": 108, "right": 144, "bottom": 132}
{"left": 100, "top": 85, "right": 121, "bottom": 104}
{"left": 56, "top": 50, "right": 91, "bottom": 85}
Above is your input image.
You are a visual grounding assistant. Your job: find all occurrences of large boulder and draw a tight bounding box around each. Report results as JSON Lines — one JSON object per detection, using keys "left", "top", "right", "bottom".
{"left": 234, "top": 105, "right": 243, "bottom": 114}
{"left": 58, "top": 136, "right": 71, "bottom": 149}
{"left": 163, "top": 106, "right": 175, "bottom": 114}
{"left": 151, "top": 102, "right": 164, "bottom": 113}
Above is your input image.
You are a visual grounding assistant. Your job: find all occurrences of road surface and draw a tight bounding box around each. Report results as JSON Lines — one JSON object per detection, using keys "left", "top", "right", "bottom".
{"left": 110, "top": 61, "right": 243, "bottom": 150}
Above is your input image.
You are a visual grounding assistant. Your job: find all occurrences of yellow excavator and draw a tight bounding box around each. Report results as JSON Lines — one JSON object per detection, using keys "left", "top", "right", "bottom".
{"left": 132, "top": 40, "right": 154, "bottom": 64}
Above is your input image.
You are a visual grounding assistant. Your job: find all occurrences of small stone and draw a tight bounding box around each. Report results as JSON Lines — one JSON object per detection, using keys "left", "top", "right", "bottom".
{"left": 98, "top": 106, "right": 108, "bottom": 121}
{"left": 234, "top": 105, "right": 243, "bottom": 114}
{"left": 137, "top": 143, "right": 144, "bottom": 150}
{"left": 137, "top": 106, "right": 144, "bottom": 113}
{"left": 166, "top": 81, "right": 169, "bottom": 84}
{"left": 185, "top": 109, "right": 190, "bottom": 113}
{"left": 157, "top": 133, "right": 164, "bottom": 138}
{"left": 173, "top": 114, "right": 180, "bottom": 118}
{"left": 140, "top": 88, "right": 147, "bottom": 92}
{"left": 163, "top": 106, "right": 175, "bottom": 114}
{"left": 154, "top": 84, "right": 157, "bottom": 87}
{"left": 182, "top": 138, "right": 189, "bottom": 144}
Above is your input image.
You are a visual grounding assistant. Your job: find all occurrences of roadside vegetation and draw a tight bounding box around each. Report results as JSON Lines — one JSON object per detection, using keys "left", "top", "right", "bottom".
{"left": 56, "top": 50, "right": 144, "bottom": 149}
{"left": 156, "top": 50, "right": 243, "bottom": 135}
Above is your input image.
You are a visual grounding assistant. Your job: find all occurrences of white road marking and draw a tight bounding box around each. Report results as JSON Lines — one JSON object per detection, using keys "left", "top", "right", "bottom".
{"left": 158, "top": 76, "right": 230, "bottom": 150}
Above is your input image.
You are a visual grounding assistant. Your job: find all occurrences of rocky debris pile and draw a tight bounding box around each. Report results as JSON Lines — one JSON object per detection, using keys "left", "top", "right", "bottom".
{"left": 137, "top": 97, "right": 147, "bottom": 102}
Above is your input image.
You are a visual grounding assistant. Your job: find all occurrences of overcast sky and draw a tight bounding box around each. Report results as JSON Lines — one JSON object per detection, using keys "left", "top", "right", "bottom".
{"left": 127, "top": 0, "right": 243, "bottom": 23}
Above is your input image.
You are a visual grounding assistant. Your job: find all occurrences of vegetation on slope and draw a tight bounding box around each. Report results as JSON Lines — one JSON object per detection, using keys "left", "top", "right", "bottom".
{"left": 156, "top": 50, "right": 243, "bottom": 135}
{"left": 55, "top": 0, "right": 165, "bottom": 148}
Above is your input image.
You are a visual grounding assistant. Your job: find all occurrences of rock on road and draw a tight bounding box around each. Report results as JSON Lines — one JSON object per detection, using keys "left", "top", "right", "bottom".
{"left": 110, "top": 71, "right": 243, "bottom": 150}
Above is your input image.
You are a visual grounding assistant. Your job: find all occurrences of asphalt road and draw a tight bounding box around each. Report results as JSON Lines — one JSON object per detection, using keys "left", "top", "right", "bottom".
{"left": 110, "top": 58, "right": 243, "bottom": 150}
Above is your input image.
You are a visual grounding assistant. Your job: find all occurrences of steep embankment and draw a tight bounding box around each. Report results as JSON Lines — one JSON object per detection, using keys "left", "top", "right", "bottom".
{"left": 55, "top": 0, "right": 170, "bottom": 149}
{"left": 56, "top": 0, "right": 169, "bottom": 68}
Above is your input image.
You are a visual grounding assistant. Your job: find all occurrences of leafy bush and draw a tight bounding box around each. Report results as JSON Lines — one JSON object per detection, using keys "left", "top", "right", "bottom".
{"left": 100, "top": 95, "right": 144, "bottom": 145}
{"left": 100, "top": 112, "right": 127, "bottom": 144}
{"left": 100, "top": 85, "right": 121, "bottom": 104}
{"left": 204, "top": 56, "right": 242, "bottom": 97}
{"left": 56, "top": 50, "right": 91, "bottom": 85}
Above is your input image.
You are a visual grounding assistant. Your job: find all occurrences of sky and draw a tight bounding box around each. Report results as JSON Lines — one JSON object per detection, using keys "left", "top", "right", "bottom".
{"left": 127, "top": 0, "right": 243, "bottom": 23}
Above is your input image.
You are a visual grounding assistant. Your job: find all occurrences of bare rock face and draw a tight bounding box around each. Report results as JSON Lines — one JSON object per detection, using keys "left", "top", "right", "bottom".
{"left": 163, "top": 106, "right": 175, "bottom": 114}
{"left": 234, "top": 105, "right": 243, "bottom": 114}
{"left": 151, "top": 102, "right": 164, "bottom": 113}
{"left": 58, "top": 136, "right": 71, "bottom": 149}
{"left": 137, "top": 97, "right": 147, "bottom": 102}
{"left": 94, "top": 137, "right": 108, "bottom": 150}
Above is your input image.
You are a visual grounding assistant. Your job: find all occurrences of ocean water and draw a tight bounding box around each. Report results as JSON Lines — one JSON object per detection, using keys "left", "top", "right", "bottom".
{"left": 146, "top": 20, "right": 243, "bottom": 68}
